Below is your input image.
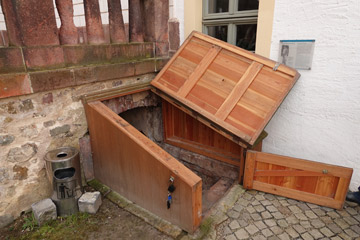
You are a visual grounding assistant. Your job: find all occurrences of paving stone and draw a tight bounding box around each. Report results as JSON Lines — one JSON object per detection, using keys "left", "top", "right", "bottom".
{"left": 300, "top": 220, "right": 311, "bottom": 228}
{"left": 338, "top": 232, "right": 352, "bottom": 240}
{"left": 246, "top": 206, "right": 256, "bottom": 214}
{"left": 223, "top": 226, "right": 232, "bottom": 235}
{"left": 264, "top": 219, "right": 277, "bottom": 227}
{"left": 78, "top": 191, "right": 102, "bottom": 214}
{"left": 272, "top": 200, "right": 281, "bottom": 207}
{"left": 239, "top": 199, "right": 249, "bottom": 207}
{"left": 227, "top": 210, "right": 240, "bottom": 219}
{"left": 344, "top": 228, "right": 359, "bottom": 238}
{"left": 262, "top": 228, "right": 273, "bottom": 237}
{"left": 288, "top": 205, "right": 302, "bottom": 214}
{"left": 354, "top": 214, "right": 360, "bottom": 222}
{"left": 330, "top": 237, "right": 342, "bottom": 240}
{"left": 311, "top": 219, "right": 325, "bottom": 228}
{"left": 279, "top": 200, "right": 290, "bottom": 206}
{"left": 278, "top": 206, "right": 291, "bottom": 215}
{"left": 251, "top": 200, "right": 261, "bottom": 206}
{"left": 319, "top": 227, "right": 334, "bottom": 237}
{"left": 254, "top": 220, "right": 267, "bottom": 230}
{"left": 334, "top": 218, "right": 350, "bottom": 229}
{"left": 305, "top": 210, "right": 318, "bottom": 219}
{"left": 272, "top": 211, "right": 285, "bottom": 219}
{"left": 343, "top": 216, "right": 359, "bottom": 225}
{"left": 247, "top": 190, "right": 257, "bottom": 195}
{"left": 345, "top": 201, "right": 358, "bottom": 207}
{"left": 225, "top": 234, "right": 237, "bottom": 240}
{"left": 277, "top": 219, "right": 289, "bottom": 228}
{"left": 278, "top": 232, "right": 290, "bottom": 240}
{"left": 268, "top": 236, "right": 280, "bottom": 240}
{"left": 252, "top": 234, "right": 266, "bottom": 240}
{"left": 285, "top": 227, "right": 299, "bottom": 238}
{"left": 229, "top": 220, "right": 240, "bottom": 230}
{"left": 337, "top": 210, "right": 350, "bottom": 217}
{"left": 261, "top": 200, "right": 272, "bottom": 206}
{"left": 243, "top": 193, "right": 253, "bottom": 201}
{"left": 264, "top": 194, "right": 276, "bottom": 201}
{"left": 245, "top": 224, "right": 259, "bottom": 235}
{"left": 293, "top": 224, "right": 306, "bottom": 234}
{"left": 350, "top": 224, "right": 360, "bottom": 234}
{"left": 320, "top": 216, "right": 333, "bottom": 224}
{"left": 261, "top": 211, "right": 272, "bottom": 219}
{"left": 238, "top": 219, "right": 249, "bottom": 228}
{"left": 287, "top": 199, "right": 298, "bottom": 205}
{"left": 235, "top": 229, "right": 249, "bottom": 239}
{"left": 327, "top": 211, "right": 340, "bottom": 219}
{"left": 322, "top": 207, "right": 333, "bottom": 212}
{"left": 295, "top": 213, "right": 308, "bottom": 221}
{"left": 239, "top": 212, "right": 252, "bottom": 221}
{"left": 313, "top": 208, "right": 326, "bottom": 217}
{"left": 307, "top": 203, "right": 320, "bottom": 209}
{"left": 327, "top": 223, "right": 342, "bottom": 234}
{"left": 255, "top": 194, "right": 265, "bottom": 201}
{"left": 285, "top": 215, "right": 299, "bottom": 224}
{"left": 266, "top": 205, "right": 278, "bottom": 213}
{"left": 31, "top": 198, "right": 57, "bottom": 226}
{"left": 301, "top": 232, "right": 315, "bottom": 240}
{"left": 254, "top": 205, "right": 266, "bottom": 213}
{"left": 270, "top": 226, "right": 283, "bottom": 235}
{"left": 233, "top": 204, "right": 244, "bottom": 212}
{"left": 297, "top": 202, "right": 310, "bottom": 211}
{"left": 309, "top": 229, "right": 324, "bottom": 239}
{"left": 251, "top": 213, "right": 262, "bottom": 221}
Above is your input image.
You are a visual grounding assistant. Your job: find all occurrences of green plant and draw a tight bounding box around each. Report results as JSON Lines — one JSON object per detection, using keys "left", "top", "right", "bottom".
{"left": 22, "top": 213, "right": 36, "bottom": 231}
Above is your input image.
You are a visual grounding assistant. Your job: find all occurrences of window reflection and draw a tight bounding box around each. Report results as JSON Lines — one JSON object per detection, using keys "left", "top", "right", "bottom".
{"left": 236, "top": 24, "right": 257, "bottom": 51}
{"left": 238, "top": 0, "right": 259, "bottom": 11}
{"left": 207, "top": 25, "right": 228, "bottom": 42}
{"left": 208, "top": 0, "right": 229, "bottom": 13}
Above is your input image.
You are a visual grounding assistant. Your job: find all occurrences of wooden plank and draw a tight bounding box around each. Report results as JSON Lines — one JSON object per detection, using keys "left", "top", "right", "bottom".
{"left": 177, "top": 45, "right": 221, "bottom": 97}
{"left": 254, "top": 170, "right": 330, "bottom": 177}
{"left": 165, "top": 137, "right": 241, "bottom": 167}
{"left": 243, "top": 151, "right": 257, "bottom": 189}
{"left": 215, "top": 62, "right": 263, "bottom": 120}
{"left": 192, "top": 31, "right": 298, "bottom": 77}
{"left": 85, "top": 101, "right": 202, "bottom": 232}
{"left": 252, "top": 181, "right": 344, "bottom": 209}
{"left": 251, "top": 151, "right": 353, "bottom": 178}
{"left": 334, "top": 176, "right": 352, "bottom": 205}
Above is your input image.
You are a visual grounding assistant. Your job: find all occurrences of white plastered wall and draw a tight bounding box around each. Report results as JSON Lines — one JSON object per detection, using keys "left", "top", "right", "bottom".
{"left": 265, "top": 0, "right": 360, "bottom": 190}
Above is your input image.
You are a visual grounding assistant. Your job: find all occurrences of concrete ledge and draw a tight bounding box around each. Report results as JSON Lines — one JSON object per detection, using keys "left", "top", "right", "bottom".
{"left": 88, "top": 179, "right": 183, "bottom": 239}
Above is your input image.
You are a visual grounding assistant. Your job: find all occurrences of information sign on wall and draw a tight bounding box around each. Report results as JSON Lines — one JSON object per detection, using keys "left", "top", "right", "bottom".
{"left": 278, "top": 40, "right": 315, "bottom": 70}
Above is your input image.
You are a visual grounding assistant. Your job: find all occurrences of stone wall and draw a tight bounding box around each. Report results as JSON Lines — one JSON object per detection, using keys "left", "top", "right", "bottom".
{"left": 0, "top": 73, "right": 156, "bottom": 227}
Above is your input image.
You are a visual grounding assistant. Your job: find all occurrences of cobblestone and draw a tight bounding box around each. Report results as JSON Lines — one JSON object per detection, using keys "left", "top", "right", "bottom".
{"left": 216, "top": 189, "right": 360, "bottom": 240}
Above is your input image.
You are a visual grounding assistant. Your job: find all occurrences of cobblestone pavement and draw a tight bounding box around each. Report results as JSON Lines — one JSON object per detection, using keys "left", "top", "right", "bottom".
{"left": 216, "top": 190, "right": 360, "bottom": 240}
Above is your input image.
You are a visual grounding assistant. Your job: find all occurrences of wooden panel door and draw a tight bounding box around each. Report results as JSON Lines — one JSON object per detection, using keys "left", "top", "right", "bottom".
{"left": 85, "top": 101, "right": 202, "bottom": 233}
{"left": 151, "top": 31, "right": 300, "bottom": 147}
{"left": 244, "top": 151, "right": 353, "bottom": 209}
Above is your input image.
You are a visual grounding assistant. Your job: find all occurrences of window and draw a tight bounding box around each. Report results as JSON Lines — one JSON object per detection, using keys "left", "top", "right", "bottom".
{"left": 203, "top": 0, "right": 258, "bottom": 51}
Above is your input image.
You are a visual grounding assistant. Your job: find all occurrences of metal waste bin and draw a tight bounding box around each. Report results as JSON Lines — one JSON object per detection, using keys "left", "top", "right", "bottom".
{"left": 44, "top": 147, "right": 83, "bottom": 216}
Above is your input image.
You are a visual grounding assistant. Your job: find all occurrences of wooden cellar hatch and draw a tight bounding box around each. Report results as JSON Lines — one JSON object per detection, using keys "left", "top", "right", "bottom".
{"left": 83, "top": 32, "right": 353, "bottom": 233}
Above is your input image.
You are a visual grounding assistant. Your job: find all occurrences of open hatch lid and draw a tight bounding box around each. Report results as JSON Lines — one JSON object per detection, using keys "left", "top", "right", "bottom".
{"left": 151, "top": 31, "right": 300, "bottom": 147}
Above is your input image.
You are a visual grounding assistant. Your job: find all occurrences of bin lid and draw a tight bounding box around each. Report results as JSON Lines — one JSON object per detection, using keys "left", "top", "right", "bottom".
{"left": 151, "top": 31, "right": 300, "bottom": 147}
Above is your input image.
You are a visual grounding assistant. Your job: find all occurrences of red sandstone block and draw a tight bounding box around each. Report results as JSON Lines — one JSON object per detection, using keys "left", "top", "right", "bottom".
{"left": 30, "top": 69, "right": 75, "bottom": 93}
{"left": 155, "top": 41, "right": 169, "bottom": 57}
{"left": 23, "top": 46, "right": 65, "bottom": 70}
{"left": 134, "top": 59, "right": 156, "bottom": 75}
{"left": 169, "top": 20, "right": 180, "bottom": 51}
{"left": 74, "top": 67, "right": 97, "bottom": 85}
{"left": 0, "top": 48, "right": 26, "bottom": 74}
{"left": 0, "top": 74, "right": 32, "bottom": 99}
{"left": 95, "top": 62, "right": 134, "bottom": 81}
{"left": 63, "top": 45, "right": 109, "bottom": 66}
{"left": 155, "top": 58, "right": 170, "bottom": 72}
